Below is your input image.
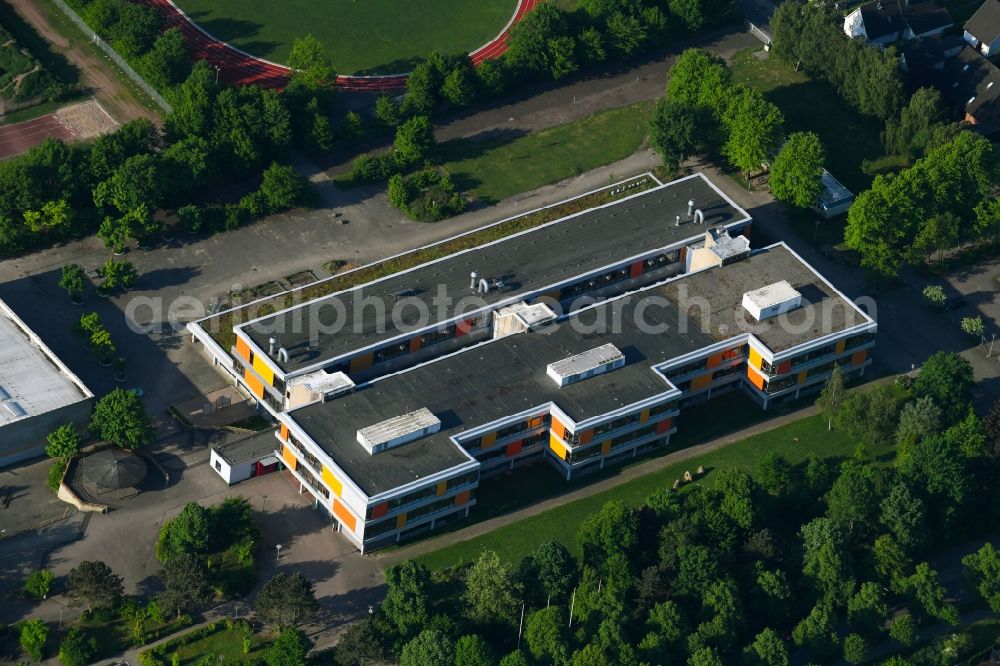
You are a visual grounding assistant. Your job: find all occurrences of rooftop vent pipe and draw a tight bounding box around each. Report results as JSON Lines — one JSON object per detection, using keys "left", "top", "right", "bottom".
{"left": 694, "top": 209, "right": 705, "bottom": 225}
{"left": 687, "top": 199, "right": 695, "bottom": 217}
{"left": 469, "top": 271, "right": 478, "bottom": 289}
{"left": 268, "top": 337, "right": 276, "bottom": 355}
{"left": 675, "top": 215, "right": 681, "bottom": 227}
{"left": 278, "top": 348, "right": 289, "bottom": 364}
{"left": 478, "top": 278, "right": 490, "bottom": 294}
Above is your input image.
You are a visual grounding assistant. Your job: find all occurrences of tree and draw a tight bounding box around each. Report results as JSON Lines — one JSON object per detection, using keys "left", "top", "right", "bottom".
{"left": 259, "top": 163, "right": 306, "bottom": 213}
{"left": 58, "top": 263, "right": 87, "bottom": 303}
{"left": 688, "top": 646, "right": 724, "bottom": 666}
{"left": 961, "top": 543, "right": 1000, "bottom": 612}
{"left": 375, "top": 95, "right": 402, "bottom": 127}
{"left": 606, "top": 11, "right": 647, "bottom": 58}
{"left": 847, "top": 582, "right": 890, "bottom": 636}
{"left": 666, "top": 49, "right": 731, "bottom": 117}
{"left": 756, "top": 453, "right": 792, "bottom": 496}
{"left": 770, "top": 132, "right": 824, "bottom": 208}
{"left": 669, "top": 0, "right": 704, "bottom": 30}
{"left": 649, "top": 98, "right": 701, "bottom": 172}
{"left": 914, "top": 351, "right": 974, "bottom": 418}
{"left": 68, "top": 560, "right": 123, "bottom": 612}
{"left": 332, "top": 617, "right": 390, "bottom": 666}
{"left": 506, "top": 4, "right": 567, "bottom": 74}
{"left": 908, "top": 562, "right": 959, "bottom": 625}
{"left": 24, "top": 570, "right": 55, "bottom": 599}
{"left": 138, "top": 28, "right": 189, "bottom": 90}
{"left": 394, "top": 115, "right": 434, "bottom": 167}
{"left": 287, "top": 34, "right": 335, "bottom": 89}
{"left": 45, "top": 424, "right": 81, "bottom": 460}
{"left": 463, "top": 550, "right": 522, "bottom": 625}
{"left": 826, "top": 460, "right": 878, "bottom": 536}
{"left": 159, "top": 552, "right": 213, "bottom": 617}
{"left": 889, "top": 612, "right": 916, "bottom": 647}
{"left": 842, "top": 633, "right": 867, "bottom": 665}
{"left": 743, "top": 627, "right": 788, "bottom": 666}
{"left": 531, "top": 540, "right": 576, "bottom": 602}
{"left": 98, "top": 259, "right": 138, "bottom": 292}
{"left": 722, "top": 86, "right": 784, "bottom": 174}
{"left": 837, "top": 385, "right": 898, "bottom": 446}
{"left": 910, "top": 212, "right": 959, "bottom": 264}
{"left": 265, "top": 626, "right": 311, "bottom": 666}
{"left": 499, "top": 649, "right": 530, "bottom": 666}
{"left": 715, "top": 467, "right": 756, "bottom": 529}
{"left": 638, "top": 599, "right": 687, "bottom": 662}
{"left": 156, "top": 502, "right": 210, "bottom": 562}
{"left": 547, "top": 36, "right": 579, "bottom": 80}
{"left": 89, "top": 388, "right": 154, "bottom": 450}
{"left": 800, "top": 517, "right": 855, "bottom": 605}
{"left": 791, "top": 603, "right": 838, "bottom": 659}
{"left": 883, "top": 87, "right": 947, "bottom": 158}
{"left": 19, "top": 618, "right": 48, "bottom": 660}
{"left": 442, "top": 64, "right": 476, "bottom": 106}
{"left": 255, "top": 572, "right": 318, "bottom": 627}
{"left": 576, "top": 499, "right": 637, "bottom": 565}
{"left": 879, "top": 483, "right": 927, "bottom": 552}
{"left": 93, "top": 154, "right": 162, "bottom": 235}
{"left": 400, "top": 629, "right": 454, "bottom": 666}
{"left": 525, "top": 606, "right": 569, "bottom": 665}
{"left": 455, "top": 634, "right": 496, "bottom": 666}
{"left": 944, "top": 407, "right": 986, "bottom": 458}
{"left": 57, "top": 627, "right": 95, "bottom": 666}
{"left": 896, "top": 396, "right": 942, "bottom": 453}
{"left": 381, "top": 560, "right": 430, "bottom": 638}
{"left": 816, "top": 365, "right": 846, "bottom": 431}
{"left": 404, "top": 61, "right": 440, "bottom": 114}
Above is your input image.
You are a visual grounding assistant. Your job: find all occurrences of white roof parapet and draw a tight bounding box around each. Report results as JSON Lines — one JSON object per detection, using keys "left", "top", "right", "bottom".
{"left": 742, "top": 280, "right": 802, "bottom": 322}
{"left": 547, "top": 343, "right": 626, "bottom": 387}
{"left": 357, "top": 407, "right": 442, "bottom": 455}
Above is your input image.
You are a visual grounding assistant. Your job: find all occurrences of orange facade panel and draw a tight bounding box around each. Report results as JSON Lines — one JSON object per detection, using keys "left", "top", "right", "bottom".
{"left": 243, "top": 368, "right": 264, "bottom": 398}
{"left": 690, "top": 372, "right": 713, "bottom": 392}
{"left": 656, "top": 418, "right": 673, "bottom": 435}
{"left": 455, "top": 490, "right": 471, "bottom": 506}
{"left": 281, "top": 444, "right": 297, "bottom": 471}
{"left": 280, "top": 424, "right": 288, "bottom": 441}
{"left": 706, "top": 352, "right": 724, "bottom": 369}
{"left": 409, "top": 337, "right": 422, "bottom": 354}
{"left": 396, "top": 513, "right": 407, "bottom": 529}
{"left": 630, "top": 260, "right": 644, "bottom": 279}
{"left": 797, "top": 370, "right": 808, "bottom": 385}
{"left": 332, "top": 499, "right": 357, "bottom": 532}
{"left": 235, "top": 336, "right": 251, "bottom": 362}
{"left": 436, "top": 481, "right": 447, "bottom": 496}
{"left": 851, "top": 350, "right": 868, "bottom": 366}
{"left": 371, "top": 502, "right": 388, "bottom": 519}
{"left": 481, "top": 432, "right": 497, "bottom": 449}
{"left": 506, "top": 440, "right": 523, "bottom": 457}
{"left": 747, "top": 365, "right": 766, "bottom": 390}
{"left": 349, "top": 353, "right": 373, "bottom": 373}
{"left": 550, "top": 419, "right": 567, "bottom": 440}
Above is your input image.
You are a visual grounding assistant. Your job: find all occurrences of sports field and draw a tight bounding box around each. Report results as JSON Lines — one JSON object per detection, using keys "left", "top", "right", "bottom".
{"left": 174, "top": 0, "right": 518, "bottom": 74}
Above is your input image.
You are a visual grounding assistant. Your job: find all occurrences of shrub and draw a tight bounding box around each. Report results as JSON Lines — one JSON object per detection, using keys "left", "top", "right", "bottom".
{"left": 177, "top": 205, "right": 203, "bottom": 233}
{"left": 922, "top": 284, "right": 946, "bottom": 307}
{"left": 387, "top": 168, "right": 465, "bottom": 222}
{"left": 59, "top": 264, "right": 87, "bottom": 300}
{"left": 24, "top": 570, "right": 55, "bottom": 599}
{"left": 961, "top": 316, "right": 985, "bottom": 339}
{"left": 47, "top": 458, "right": 68, "bottom": 491}
{"left": 19, "top": 619, "right": 48, "bottom": 660}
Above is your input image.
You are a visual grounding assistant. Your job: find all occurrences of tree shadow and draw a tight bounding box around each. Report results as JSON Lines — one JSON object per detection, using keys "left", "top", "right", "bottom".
{"left": 135, "top": 266, "right": 203, "bottom": 291}
{"left": 0, "top": 1, "right": 80, "bottom": 84}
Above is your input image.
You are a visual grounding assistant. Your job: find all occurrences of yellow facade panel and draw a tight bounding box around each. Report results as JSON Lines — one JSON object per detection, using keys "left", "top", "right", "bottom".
{"left": 321, "top": 466, "right": 343, "bottom": 497}
{"left": 281, "top": 444, "right": 297, "bottom": 471}
{"left": 797, "top": 370, "right": 808, "bottom": 385}
{"left": 549, "top": 434, "right": 568, "bottom": 460}
{"left": 749, "top": 348, "right": 763, "bottom": 369}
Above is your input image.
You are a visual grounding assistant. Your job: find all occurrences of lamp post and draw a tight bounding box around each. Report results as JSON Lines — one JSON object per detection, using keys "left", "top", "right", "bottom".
{"left": 276, "top": 544, "right": 282, "bottom": 561}
{"left": 215, "top": 65, "right": 221, "bottom": 84}
{"left": 261, "top": 495, "right": 268, "bottom": 512}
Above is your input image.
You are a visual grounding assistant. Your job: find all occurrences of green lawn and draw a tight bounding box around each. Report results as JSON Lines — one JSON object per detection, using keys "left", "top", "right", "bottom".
{"left": 163, "top": 628, "right": 268, "bottom": 665}
{"left": 730, "top": 48, "right": 884, "bottom": 194}
{"left": 438, "top": 102, "right": 653, "bottom": 203}
{"left": 174, "top": 0, "right": 517, "bottom": 74}
{"left": 413, "top": 408, "right": 896, "bottom": 571}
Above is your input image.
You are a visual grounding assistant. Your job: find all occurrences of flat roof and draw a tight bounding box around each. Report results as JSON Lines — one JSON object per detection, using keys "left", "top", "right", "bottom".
{"left": 0, "top": 300, "right": 91, "bottom": 427}
{"left": 288, "top": 243, "right": 868, "bottom": 496}
{"left": 214, "top": 430, "right": 280, "bottom": 465}
{"left": 240, "top": 173, "right": 749, "bottom": 375}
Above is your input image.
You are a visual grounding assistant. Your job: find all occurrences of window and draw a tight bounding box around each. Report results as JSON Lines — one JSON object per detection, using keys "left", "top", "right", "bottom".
{"left": 214, "top": 460, "right": 222, "bottom": 472}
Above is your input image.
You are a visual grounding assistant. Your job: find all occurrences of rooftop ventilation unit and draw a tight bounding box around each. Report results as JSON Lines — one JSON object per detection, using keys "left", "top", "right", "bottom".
{"left": 547, "top": 343, "right": 625, "bottom": 387}
{"left": 742, "top": 281, "right": 802, "bottom": 322}
{"left": 357, "top": 407, "right": 441, "bottom": 455}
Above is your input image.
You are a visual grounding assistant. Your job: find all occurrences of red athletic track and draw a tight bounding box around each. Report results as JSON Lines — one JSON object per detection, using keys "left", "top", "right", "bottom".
{"left": 0, "top": 113, "right": 74, "bottom": 160}
{"left": 140, "top": 0, "right": 542, "bottom": 92}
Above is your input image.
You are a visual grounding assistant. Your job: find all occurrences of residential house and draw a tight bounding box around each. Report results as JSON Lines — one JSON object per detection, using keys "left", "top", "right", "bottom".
{"left": 963, "top": 0, "right": 1000, "bottom": 56}
{"left": 941, "top": 46, "right": 1000, "bottom": 125}
{"left": 845, "top": 0, "right": 953, "bottom": 45}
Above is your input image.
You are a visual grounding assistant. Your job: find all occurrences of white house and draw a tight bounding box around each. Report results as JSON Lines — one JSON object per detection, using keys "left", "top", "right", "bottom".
{"left": 963, "top": 0, "right": 1000, "bottom": 56}
{"left": 211, "top": 431, "right": 280, "bottom": 485}
{"left": 845, "top": 0, "right": 952, "bottom": 45}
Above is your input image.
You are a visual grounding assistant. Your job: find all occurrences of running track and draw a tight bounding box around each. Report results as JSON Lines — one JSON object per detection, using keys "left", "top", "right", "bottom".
{"left": 0, "top": 113, "right": 74, "bottom": 160}
{"left": 140, "top": 0, "right": 542, "bottom": 92}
